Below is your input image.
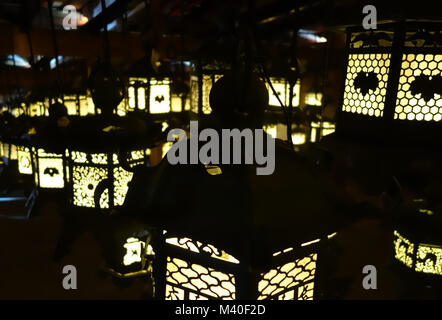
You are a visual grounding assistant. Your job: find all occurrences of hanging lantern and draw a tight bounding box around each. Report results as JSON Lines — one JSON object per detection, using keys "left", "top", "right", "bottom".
{"left": 127, "top": 77, "right": 179, "bottom": 114}
{"left": 190, "top": 70, "right": 224, "bottom": 115}
{"left": 310, "top": 122, "right": 336, "bottom": 143}
{"left": 17, "top": 145, "right": 33, "bottom": 175}
{"left": 338, "top": 21, "right": 442, "bottom": 142}
{"left": 153, "top": 232, "right": 337, "bottom": 300}
{"left": 1, "top": 142, "right": 17, "bottom": 161}
{"left": 29, "top": 100, "right": 49, "bottom": 117}
{"left": 101, "top": 224, "right": 155, "bottom": 279}
{"left": 305, "top": 85, "right": 323, "bottom": 107}
{"left": 33, "top": 148, "right": 68, "bottom": 189}
{"left": 266, "top": 77, "right": 301, "bottom": 109}
{"left": 63, "top": 94, "right": 95, "bottom": 116}
{"left": 68, "top": 148, "right": 150, "bottom": 209}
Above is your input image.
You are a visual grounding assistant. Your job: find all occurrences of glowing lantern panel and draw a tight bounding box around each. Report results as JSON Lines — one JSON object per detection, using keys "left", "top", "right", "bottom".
{"left": 267, "top": 78, "right": 300, "bottom": 108}
{"left": 33, "top": 148, "right": 67, "bottom": 189}
{"left": 17, "top": 146, "right": 33, "bottom": 175}
{"left": 393, "top": 230, "right": 442, "bottom": 276}
{"left": 160, "top": 234, "right": 331, "bottom": 300}
{"left": 70, "top": 149, "right": 149, "bottom": 208}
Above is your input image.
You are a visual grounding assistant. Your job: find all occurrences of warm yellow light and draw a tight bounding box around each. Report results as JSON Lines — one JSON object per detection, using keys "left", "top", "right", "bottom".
{"left": 394, "top": 230, "right": 442, "bottom": 275}
{"left": 393, "top": 230, "right": 414, "bottom": 269}
{"left": 291, "top": 132, "right": 306, "bottom": 145}
{"left": 71, "top": 149, "right": 148, "bottom": 208}
{"left": 342, "top": 53, "right": 391, "bottom": 117}
{"left": 267, "top": 78, "right": 300, "bottom": 108}
{"left": 165, "top": 236, "right": 238, "bottom": 300}
{"left": 258, "top": 253, "right": 317, "bottom": 300}
{"left": 150, "top": 79, "right": 171, "bottom": 113}
{"left": 415, "top": 245, "right": 442, "bottom": 275}
{"left": 263, "top": 125, "right": 277, "bottom": 139}
{"left": 35, "top": 149, "right": 65, "bottom": 189}
{"left": 166, "top": 257, "right": 236, "bottom": 300}
{"left": 394, "top": 54, "right": 442, "bottom": 121}
{"left": 305, "top": 92, "right": 323, "bottom": 106}
{"left": 18, "top": 147, "right": 33, "bottom": 175}
{"left": 162, "top": 142, "right": 173, "bottom": 158}
{"left": 123, "top": 237, "right": 144, "bottom": 266}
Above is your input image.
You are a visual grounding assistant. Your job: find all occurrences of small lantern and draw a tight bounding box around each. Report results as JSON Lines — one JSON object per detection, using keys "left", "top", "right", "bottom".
{"left": 17, "top": 145, "right": 33, "bottom": 175}
{"left": 153, "top": 232, "right": 337, "bottom": 300}
{"left": 63, "top": 94, "right": 95, "bottom": 116}
{"left": 266, "top": 77, "right": 301, "bottom": 109}
{"left": 190, "top": 71, "right": 223, "bottom": 115}
{"left": 127, "top": 77, "right": 177, "bottom": 114}
{"left": 69, "top": 148, "right": 150, "bottom": 209}
{"left": 338, "top": 21, "right": 442, "bottom": 142}
{"left": 102, "top": 228, "right": 155, "bottom": 279}
{"left": 33, "top": 148, "right": 68, "bottom": 189}
{"left": 305, "top": 86, "right": 323, "bottom": 107}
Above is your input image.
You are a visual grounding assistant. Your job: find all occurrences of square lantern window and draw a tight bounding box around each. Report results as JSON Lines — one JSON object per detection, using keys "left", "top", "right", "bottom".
{"left": 17, "top": 145, "right": 33, "bottom": 175}
{"left": 266, "top": 77, "right": 301, "bottom": 109}
{"left": 338, "top": 21, "right": 442, "bottom": 142}
{"left": 69, "top": 148, "right": 150, "bottom": 209}
{"left": 190, "top": 71, "right": 223, "bottom": 115}
{"left": 103, "top": 229, "right": 155, "bottom": 279}
{"left": 33, "top": 148, "right": 69, "bottom": 189}
{"left": 152, "top": 232, "right": 337, "bottom": 300}
{"left": 1, "top": 142, "right": 17, "bottom": 161}
{"left": 29, "top": 101, "right": 48, "bottom": 117}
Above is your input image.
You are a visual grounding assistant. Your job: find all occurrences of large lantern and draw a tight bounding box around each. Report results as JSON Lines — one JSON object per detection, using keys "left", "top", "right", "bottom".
{"left": 152, "top": 231, "right": 337, "bottom": 300}
{"left": 337, "top": 21, "right": 442, "bottom": 143}
{"left": 68, "top": 148, "right": 150, "bottom": 209}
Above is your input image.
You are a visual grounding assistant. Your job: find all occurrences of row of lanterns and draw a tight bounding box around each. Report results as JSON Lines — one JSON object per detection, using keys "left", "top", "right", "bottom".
{"left": 0, "top": 140, "right": 151, "bottom": 209}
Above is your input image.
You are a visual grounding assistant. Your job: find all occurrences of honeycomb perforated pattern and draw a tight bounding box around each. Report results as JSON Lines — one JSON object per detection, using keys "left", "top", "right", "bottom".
{"left": 166, "top": 257, "right": 236, "bottom": 300}
{"left": 342, "top": 53, "right": 391, "bottom": 117}
{"left": 394, "top": 54, "right": 442, "bottom": 121}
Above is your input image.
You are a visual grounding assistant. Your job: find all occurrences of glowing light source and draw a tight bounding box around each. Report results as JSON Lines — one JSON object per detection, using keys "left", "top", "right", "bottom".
{"left": 70, "top": 148, "right": 149, "bottom": 208}
{"left": 393, "top": 230, "right": 442, "bottom": 275}
{"left": 190, "top": 73, "right": 223, "bottom": 114}
{"left": 17, "top": 146, "right": 33, "bottom": 175}
{"left": 127, "top": 77, "right": 173, "bottom": 113}
{"left": 266, "top": 77, "right": 300, "bottom": 108}
{"left": 33, "top": 148, "right": 67, "bottom": 189}
{"left": 159, "top": 233, "right": 332, "bottom": 300}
